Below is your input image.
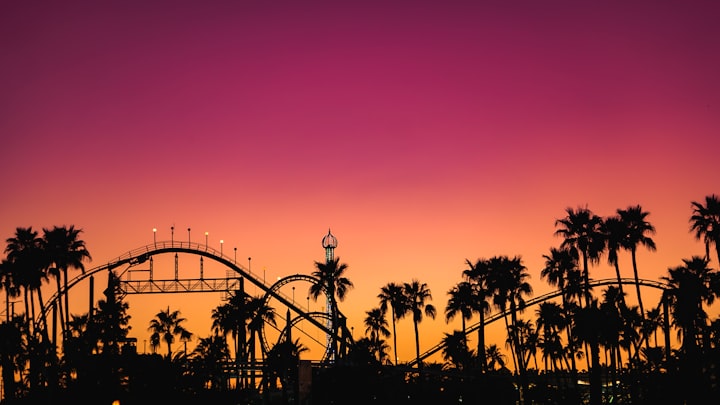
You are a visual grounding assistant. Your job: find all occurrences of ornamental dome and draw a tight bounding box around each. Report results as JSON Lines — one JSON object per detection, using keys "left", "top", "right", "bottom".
{"left": 322, "top": 228, "right": 337, "bottom": 249}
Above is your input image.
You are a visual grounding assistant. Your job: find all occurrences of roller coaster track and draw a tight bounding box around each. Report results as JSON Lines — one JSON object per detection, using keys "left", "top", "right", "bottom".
{"left": 408, "top": 277, "right": 670, "bottom": 366}
{"left": 38, "top": 241, "right": 351, "bottom": 359}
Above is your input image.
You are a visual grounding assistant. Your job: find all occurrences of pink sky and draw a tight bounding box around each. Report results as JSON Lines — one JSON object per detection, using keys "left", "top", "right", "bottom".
{"left": 2, "top": 1, "right": 719, "bottom": 363}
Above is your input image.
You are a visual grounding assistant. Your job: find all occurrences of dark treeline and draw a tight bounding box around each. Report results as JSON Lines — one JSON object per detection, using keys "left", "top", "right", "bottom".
{"left": 1, "top": 195, "right": 719, "bottom": 405}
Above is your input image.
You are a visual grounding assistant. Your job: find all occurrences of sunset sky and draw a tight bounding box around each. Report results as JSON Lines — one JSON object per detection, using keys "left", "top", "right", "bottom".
{"left": 2, "top": 1, "right": 719, "bottom": 364}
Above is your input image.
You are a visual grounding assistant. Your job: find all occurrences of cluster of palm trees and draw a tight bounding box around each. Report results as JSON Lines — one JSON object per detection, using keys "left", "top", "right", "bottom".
{"left": 1, "top": 226, "right": 91, "bottom": 343}
{"left": 359, "top": 197, "right": 720, "bottom": 405}
{"left": 1, "top": 194, "right": 719, "bottom": 404}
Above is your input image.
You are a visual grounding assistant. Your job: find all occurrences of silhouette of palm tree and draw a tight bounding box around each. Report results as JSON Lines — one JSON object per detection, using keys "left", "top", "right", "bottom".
{"left": 403, "top": 279, "right": 436, "bottom": 370}
{"left": 5, "top": 227, "right": 47, "bottom": 336}
{"left": 441, "top": 330, "right": 472, "bottom": 371}
{"left": 42, "top": 225, "right": 92, "bottom": 338}
{"left": 0, "top": 259, "right": 21, "bottom": 323}
{"left": 148, "top": 306, "right": 193, "bottom": 359}
{"left": 540, "top": 246, "right": 579, "bottom": 375}
{"left": 618, "top": 204, "right": 657, "bottom": 324}
{"left": 190, "top": 335, "right": 231, "bottom": 390}
{"left": 363, "top": 307, "right": 390, "bottom": 362}
{"left": 487, "top": 255, "right": 532, "bottom": 401}
{"left": 378, "top": 282, "right": 407, "bottom": 365}
{"left": 603, "top": 215, "right": 629, "bottom": 300}
{"left": 690, "top": 194, "right": 720, "bottom": 265}
{"left": 554, "top": 206, "right": 605, "bottom": 405}
{"left": 535, "top": 301, "right": 567, "bottom": 372}
{"left": 445, "top": 281, "right": 474, "bottom": 336}
{"left": 309, "top": 257, "right": 353, "bottom": 360}
{"left": 462, "top": 258, "right": 492, "bottom": 372}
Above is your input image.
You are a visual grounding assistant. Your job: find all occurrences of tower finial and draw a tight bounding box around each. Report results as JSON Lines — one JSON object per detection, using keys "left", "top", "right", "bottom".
{"left": 322, "top": 228, "right": 337, "bottom": 263}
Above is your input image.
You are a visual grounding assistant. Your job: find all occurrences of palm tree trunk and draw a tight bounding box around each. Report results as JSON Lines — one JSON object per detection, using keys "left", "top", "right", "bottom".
{"left": 613, "top": 261, "right": 625, "bottom": 303}
{"left": 54, "top": 277, "right": 65, "bottom": 335}
{"left": 413, "top": 319, "right": 421, "bottom": 370}
{"left": 478, "top": 310, "right": 487, "bottom": 373}
{"left": 391, "top": 307, "right": 398, "bottom": 365}
{"left": 63, "top": 269, "right": 70, "bottom": 339}
{"left": 631, "top": 249, "right": 645, "bottom": 320}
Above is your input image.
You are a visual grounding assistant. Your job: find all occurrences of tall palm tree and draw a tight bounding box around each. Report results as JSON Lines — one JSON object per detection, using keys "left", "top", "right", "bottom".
{"left": 661, "top": 256, "right": 717, "bottom": 357}
{"left": 555, "top": 206, "right": 605, "bottom": 308}
{"left": 363, "top": 307, "right": 390, "bottom": 362}
{"left": 599, "top": 286, "right": 626, "bottom": 385}
{"left": 211, "top": 290, "right": 248, "bottom": 368}
{"left": 245, "top": 295, "right": 275, "bottom": 378}
{"left": 378, "top": 282, "right": 407, "bottom": 365}
{"left": 487, "top": 255, "right": 532, "bottom": 399}
{"left": 540, "top": 247, "right": 579, "bottom": 374}
{"left": 536, "top": 301, "right": 567, "bottom": 372}
{"left": 0, "top": 259, "right": 21, "bottom": 323}
{"left": 309, "top": 257, "right": 353, "bottom": 360}
{"left": 554, "top": 206, "right": 605, "bottom": 405}
{"left": 661, "top": 256, "right": 717, "bottom": 405}
{"left": 0, "top": 315, "right": 25, "bottom": 401}
{"left": 403, "top": 279, "right": 436, "bottom": 369}
{"left": 5, "top": 227, "right": 46, "bottom": 334}
{"left": 148, "top": 306, "right": 193, "bottom": 359}
{"left": 42, "top": 225, "right": 91, "bottom": 338}
{"left": 462, "top": 258, "right": 492, "bottom": 372}
{"left": 445, "top": 281, "right": 474, "bottom": 336}
{"left": 690, "top": 194, "right": 720, "bottom": 265}
{"left": 618, "top": 204, "right": 656, "bottom": 322}
{"left": 603, "top": 215, "right": 629, "bottom": 299}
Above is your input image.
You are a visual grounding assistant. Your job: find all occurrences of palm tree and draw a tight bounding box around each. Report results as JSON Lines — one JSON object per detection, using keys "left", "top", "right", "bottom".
{"left": 309, "top": 257, "right": 353, "bottom": 360}
{"left": 661, "top": 256, "right": 716, "bottom": 357}
{"left": 245, "top": 294, "right": 276, "bottom": 385}
{"left": 441, "top": 330, "right": 472, "bottom": 371}
{"left": 377, "top": 282, "right": 407, "bottom": 365}
{"left": 535, "top": 301, "right": 567, "bottom": 372}
{"left": 661, "top": 256, "right": 718, "bottom": 405}
{"left": 485, "top": 343, "right": 507, "bottom": 371}
{"left": 0, "top": 315, "right": 25, "bottom": 401}
{"left": 190, "top": 335, "right": 231, "bottom": 391}
{"left": 554, "top": 206, "right": 605, "bottom": 405}
{"left": 42, "top": 225, "right": 91, "bottom": 338}
{"left": 599, "top": 286, "right": 626, "bottom": 387}
{"left": 5, "top": 227, "right": 46, "bottom": 334}
{"left": 363, "top": 307, "right": 390, "bottom": 362}
{"left": 603, "top": 215, "right": 629, "bottom": 299}
{"left": 0, "top": 259, "right": 21, "bottom": 323}
{"left": 462, "top": 258, "right": 492, "bottom": 372}
{"left": 148, "top": 306, "right": 193, "bottom": 359}
{"left": 540, "top": 246, "right": 579, "bottom": 374}
{"left": 403, "top": 279, "right": 436, "bottom": 369}
{"left": 555, "top": 206, "right": 605, "bottom": 308}
{"left": 211, "top": 290, "right": 248, "bottom": 369}
{"left": 487, "top": 255, "right": 532, "bottom": 400}
{"left": 264, "top": 337, "right": 308, "bottom": 400}
{"left": 444, "top": 281, "right": 474, "bottom": 336}
{"left": 690, "top": 194, "right": 720, "bottom": 264}
{"left": 618, "top": 204, "right": 656, "bottom": 322}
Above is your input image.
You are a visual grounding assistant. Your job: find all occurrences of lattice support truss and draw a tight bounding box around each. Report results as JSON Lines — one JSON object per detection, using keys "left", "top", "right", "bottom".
{"left": 119, "top": 277, "right": 242, "bottom": 294}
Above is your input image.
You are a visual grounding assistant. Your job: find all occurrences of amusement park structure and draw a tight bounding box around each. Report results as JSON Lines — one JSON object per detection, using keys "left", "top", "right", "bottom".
{"left": 28, "top": 228, "right": 674, "bottom": 382}
{"left": 28, "top": 228, "right": 354, "bottom": 389}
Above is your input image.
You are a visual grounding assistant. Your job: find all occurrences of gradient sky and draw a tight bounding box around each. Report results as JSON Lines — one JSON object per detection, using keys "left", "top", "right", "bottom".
{"left": 2, "top": 1, "right": 719, "bottom": 363}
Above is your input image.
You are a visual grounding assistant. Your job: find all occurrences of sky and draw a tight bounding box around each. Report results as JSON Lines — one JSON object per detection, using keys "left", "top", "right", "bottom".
{"left": 2, "top": 0, "right": 719, "bottom": 364}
